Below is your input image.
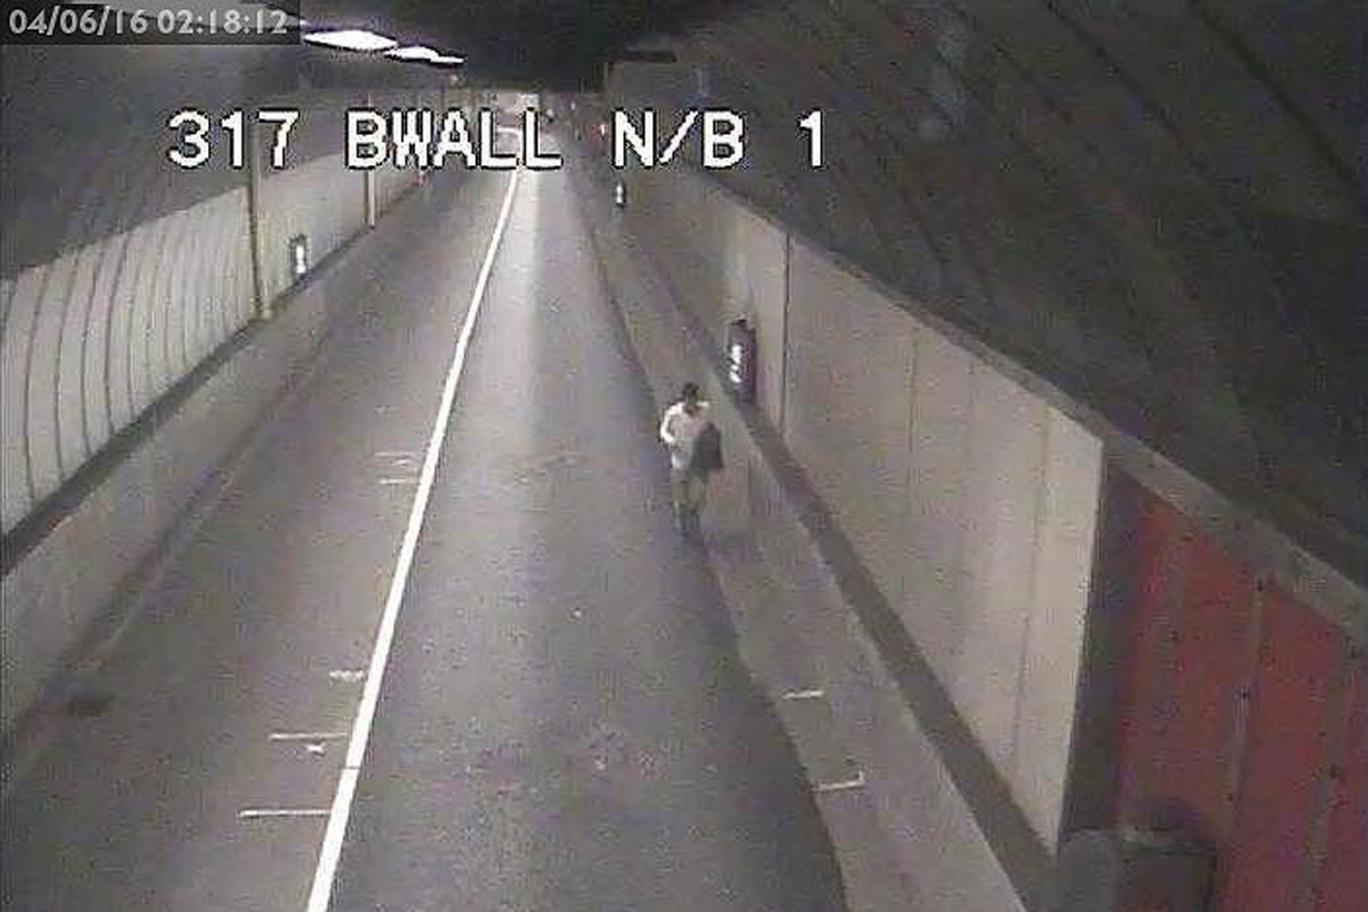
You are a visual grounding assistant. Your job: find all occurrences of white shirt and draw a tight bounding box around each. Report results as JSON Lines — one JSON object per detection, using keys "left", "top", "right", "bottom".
{"left": 659, "top": 400, "right": 710, "bottom": 470}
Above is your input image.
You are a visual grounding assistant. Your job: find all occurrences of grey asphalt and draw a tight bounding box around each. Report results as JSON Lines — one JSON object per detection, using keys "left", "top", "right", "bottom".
{"left": 2, "top": 152, "right": 846, "bottom": 912}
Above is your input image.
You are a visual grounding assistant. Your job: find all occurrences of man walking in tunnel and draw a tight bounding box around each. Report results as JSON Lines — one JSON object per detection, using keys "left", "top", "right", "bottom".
{"left": 659, "top": 382, "right": 719, "bottom": 539}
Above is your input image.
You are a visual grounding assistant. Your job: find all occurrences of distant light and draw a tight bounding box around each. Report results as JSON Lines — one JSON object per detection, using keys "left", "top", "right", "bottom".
{"left": 384, "top": 45, "right": 465, "bottom": 66}
{"left": 386, "top": 45, "right": 439, "bottom": 61}
{"left": 303, "top": 29, "right": 397, "bottom": 52}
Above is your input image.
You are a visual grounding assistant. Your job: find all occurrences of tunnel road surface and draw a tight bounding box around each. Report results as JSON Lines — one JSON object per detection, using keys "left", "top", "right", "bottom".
{"left": 1, "top": 150, "right": 846, "bottom": 912}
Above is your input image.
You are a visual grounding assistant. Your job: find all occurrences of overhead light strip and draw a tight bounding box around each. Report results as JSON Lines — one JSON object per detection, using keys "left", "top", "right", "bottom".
{"left": 302, "top": 29, "right": 398, "bottom": 52}
{"left": 385, "top": 45, "right": 465, "bottom": 65}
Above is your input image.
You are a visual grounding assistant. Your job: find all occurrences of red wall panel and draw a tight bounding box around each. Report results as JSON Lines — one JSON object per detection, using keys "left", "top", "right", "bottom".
{"left": 1115, "top": 490, "right": 1184, "bottom": 823}
{"left": 1110, "top": 480, "right": 1364, "bottom": 912}
{"left": 1314, "top": 664, "right": 1366, "bottom": 912}
{"left": 1116, "top": 497, "right": 1256, "bottom": 846}
{"left": 1221, "top": 586, "right": 1346, "bottom": 912}
{"left": 1158, "top": 533, "right": 1254, "bottom": 845}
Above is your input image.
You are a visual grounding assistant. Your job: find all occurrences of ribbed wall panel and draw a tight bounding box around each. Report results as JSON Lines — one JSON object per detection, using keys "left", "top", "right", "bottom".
{"left": 0, "top": 117, "right": 393, "bottom": 536}
{"left": 26, "top": 253, "right": 71, "bottom": 504}
{"left": 1, "top": 186, "right": 255, "bottom": 534}
{"left": 1, "top": 269, "right": 43, "bottom": 527}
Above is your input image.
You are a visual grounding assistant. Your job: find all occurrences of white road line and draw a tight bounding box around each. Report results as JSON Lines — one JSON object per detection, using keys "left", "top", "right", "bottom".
{"left": 378, "top": 478, "right": 418, "bottom": 486}
{"left": 781, "top": 689, "right": 826, "bottom": 701}
{"left": 239, "top": 809, "right": 331, "bottom": 820}
{"left": 269, "top": 732, "right": 349, "bottom": 742}
{"left": 304, "top": 168, "right": 522, "bottom": 912}
{"left": 815, "top": 771, "right": 866, "bottom": 794}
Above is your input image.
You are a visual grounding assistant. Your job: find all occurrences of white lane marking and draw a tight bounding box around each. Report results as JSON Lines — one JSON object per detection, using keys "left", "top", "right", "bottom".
{"left": 378, "top": 478, "right": 418, "bottom": 486}
{"left": 374, "top": 451, "right": 418, "bottom": 459}
{"left": 239, "top": 808, "right": 331, "bottom": 820}
{"left": 327, "top": 669, "right": 366, "bottom": 683}
{"left": 814, "top": 771, "right": 866, "bottom": 794}
{"left": 269, "top": 732, "right": 349, "bottom": 742}
{"left": 781, "top": 689, "right": 826, "bottom": 701}
{"left": 305, "top": 168, "right": 522, "bottom": 912}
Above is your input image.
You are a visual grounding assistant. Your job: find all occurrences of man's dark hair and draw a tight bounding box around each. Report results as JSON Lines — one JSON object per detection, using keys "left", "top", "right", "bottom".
{"left": 681, "top": 382, "right": 701, "bottom": 402}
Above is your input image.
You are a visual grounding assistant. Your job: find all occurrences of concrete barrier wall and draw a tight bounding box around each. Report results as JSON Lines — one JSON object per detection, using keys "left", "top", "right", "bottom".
{"left": 784, "top": 237, "right": 918, "bottom": 618}
{"left": 374, "top": 88, "right": 441, "bottom": 218}
{"left": 588, "top": 155, "right": 1103, "bottom": 906}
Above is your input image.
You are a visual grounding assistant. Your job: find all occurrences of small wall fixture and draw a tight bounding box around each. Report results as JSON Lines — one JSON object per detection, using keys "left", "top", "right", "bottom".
{"left": 290, "top": 234, "right": 309, "bottom": 281}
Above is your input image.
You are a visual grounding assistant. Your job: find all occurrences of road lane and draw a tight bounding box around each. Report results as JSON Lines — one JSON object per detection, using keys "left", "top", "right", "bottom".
{"left": 327, "top": 154, "right": 847, "bottom": 911}
{"left": 306, "top": 166, "right": 523, "bottom": 912}
{"left": 1, "top": 168, "right": 511, "bottom": 912}
{"left": 2, "top": 151, "right": 847, "bottom": 912}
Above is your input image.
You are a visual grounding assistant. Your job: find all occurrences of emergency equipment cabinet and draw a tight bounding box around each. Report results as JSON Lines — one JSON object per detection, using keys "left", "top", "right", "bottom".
{"left": 726, "top": 317, "right": 757, "bottom": 403}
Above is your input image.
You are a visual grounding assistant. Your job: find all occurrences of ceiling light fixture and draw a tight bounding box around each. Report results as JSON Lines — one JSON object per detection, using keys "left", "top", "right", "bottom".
{"left": 384, "top": 46, "right": 465, "bottom": 66}
{"left": 385, "top": 45, "right": 439, "bottom": 61}
{"left": 302, "top": 29, "right": 398, "bottom": 52}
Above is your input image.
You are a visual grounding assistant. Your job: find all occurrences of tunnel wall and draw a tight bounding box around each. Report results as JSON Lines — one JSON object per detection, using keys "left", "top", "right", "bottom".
{"left": 576, "top": 149, "right": 1098, "bottom": 907}
{"left": 1, "top": 190, "right": 256, "bottom": 531}
{"left": 0, "top": 87, "right": 433, "bottom": 735}
{"left": 621, "top": 160, "right": 1102, "bottom": 848}
{"left": 258, "top": 154, "right": 365, "bottom": 305}
{"left": 0, "top": 91, "right": 426, "bottom": 535}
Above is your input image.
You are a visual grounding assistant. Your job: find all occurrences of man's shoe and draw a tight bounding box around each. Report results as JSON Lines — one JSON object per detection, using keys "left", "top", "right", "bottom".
{"left": 682, "top": 510, "right": 700, "bottom": 540}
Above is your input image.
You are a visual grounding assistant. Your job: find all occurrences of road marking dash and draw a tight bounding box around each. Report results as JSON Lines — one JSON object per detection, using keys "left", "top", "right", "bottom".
{"left": 269, "top": 732, "right": 349, "bottom": 742}
{"left": 815, "top": 771, "right": 866, "bottom": 794}
{"left": 239, "top": 808, "right": 330, "bottom": 820}
{"left": 781, "top": 689, "right": 825, "bottom": 701}
{"left": 305, "top": 167, "right": 522, "bottom": 912}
